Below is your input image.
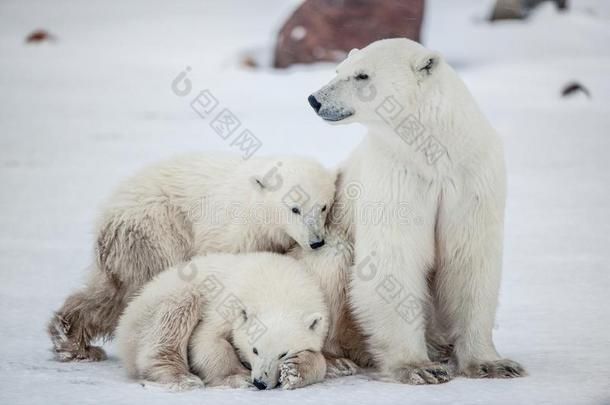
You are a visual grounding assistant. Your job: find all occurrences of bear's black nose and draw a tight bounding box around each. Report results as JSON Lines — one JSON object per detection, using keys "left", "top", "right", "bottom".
{"left": 310, "top": 240, "right": 325, "bottom": 250}
{"left": 308, "top": 94, "right": 322, "bottom": 113}
{"left": 253, "top": 378, "right": 267, "bottom": 390}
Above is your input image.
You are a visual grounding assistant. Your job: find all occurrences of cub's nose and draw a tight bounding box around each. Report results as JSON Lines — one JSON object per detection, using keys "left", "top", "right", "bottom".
{"left": 308, "top": 94, "right": 322, "bottom": 113}
{"left": 310, "top": 240, "right": 325, "bottom": 250}
{"left": 253, "top": 378, "right": 267, "bottom": 390}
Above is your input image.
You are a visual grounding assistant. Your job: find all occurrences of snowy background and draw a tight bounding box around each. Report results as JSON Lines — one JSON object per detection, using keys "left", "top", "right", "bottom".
{"left": 1, "top": 0, "right": 609, "bottom": 404}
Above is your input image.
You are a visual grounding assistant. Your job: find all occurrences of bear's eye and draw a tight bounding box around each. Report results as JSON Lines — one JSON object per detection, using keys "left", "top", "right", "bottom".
{"left": 321, "top": 205, "right": 327, "bottom": 212}
{"left": 355, "top": 73, "right": 369, "bottom": 80}
{"left": 291, "top": 207, "right": 301, "bottom": 215}
{"left": 253, "top": 347, "right": 258, "bottom": 355}
{"left": 278, "top": 352, "right": 288, "bottom": 360}
{"left": 241, "top": 361, "right": 252, "bottom": 370}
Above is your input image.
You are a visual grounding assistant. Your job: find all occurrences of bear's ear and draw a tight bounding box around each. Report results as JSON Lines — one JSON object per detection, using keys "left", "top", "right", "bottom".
{"left": 233, "top": 309, "right": 248, "bottom": 328}
{"left": 348, "top": 48, "right": 359, "bottom": 58}
{"left": 249, "top": 176, "right": 266, "bottom": 192}
{"left": 238, "top": 309, "right": 248, "bottom": 326}
{"left": 413, "top": 51, "right": 442, "bottom": 80}
{"left": 305, "top": 312, "right": 324, "bottom": 332}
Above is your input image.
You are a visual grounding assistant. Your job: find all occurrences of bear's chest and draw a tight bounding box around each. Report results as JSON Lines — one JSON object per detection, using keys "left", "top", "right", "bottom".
{"left": 355, "top": 168, "right": 438, "bottom": 238}
{"left": 356, "top": 153, "right": 441, "bottom": 211}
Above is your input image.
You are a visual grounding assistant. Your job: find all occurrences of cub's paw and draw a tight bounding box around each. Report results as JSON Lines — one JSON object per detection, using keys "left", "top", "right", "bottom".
{"left": 279, "top": 361, "right": 303, "bottom": 390}
{"left": 167, "top": 374, "right": 204, "bottom": 391}
{"left": 209, "top": 373, "right": 252, "bottom": 389}
{"left": 326, "top": 357, "right": 359, "bottom": 378}
{"left": 280, "top": 351, "right": 326, "bottom": 390}
{"left": 389, "top": 362, "right": 452, "bottom": 385}
{"left": 56, "top": 345, "right": 107, "bottom": 362}
{"left": 462, "top": 359, "right": 526, "bottom": 379}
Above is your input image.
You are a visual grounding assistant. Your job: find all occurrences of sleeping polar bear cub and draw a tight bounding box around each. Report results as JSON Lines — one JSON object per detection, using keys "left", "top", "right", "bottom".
{"left": 115, "top": 252, "right": 329, "bottom": 390}
{"left": 48, "top": 152, "right": 335, "bottom": 362}
{"left": 306, "top": 38, "right": 526, "bottom": 383}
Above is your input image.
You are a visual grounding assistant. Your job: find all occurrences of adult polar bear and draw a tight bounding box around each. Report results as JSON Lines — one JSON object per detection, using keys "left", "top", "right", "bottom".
{"left": 307, "top": 38, "right": 525, "bottom": 383}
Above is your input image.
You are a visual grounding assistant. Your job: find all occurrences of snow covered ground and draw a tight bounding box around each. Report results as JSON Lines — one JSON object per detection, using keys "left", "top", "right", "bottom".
{"left": 1, "top": 0, "right": 609, "bottom": 403}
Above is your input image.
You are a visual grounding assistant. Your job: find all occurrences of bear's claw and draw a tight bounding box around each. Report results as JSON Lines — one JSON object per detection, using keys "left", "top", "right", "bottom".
{"left": 55, "top": 345, "right": 107, "bottom": 362}
{"left": 390, "top": 362, "right": 452, "bottom": 385}
{"left": 279, "top": 362, "right": 302, "bottom": 390}
{"left": 462, "top": 359, "right": 526, "bottom": 379}
{"left": 325, "top": 357, "right": 359, "bottom": 378}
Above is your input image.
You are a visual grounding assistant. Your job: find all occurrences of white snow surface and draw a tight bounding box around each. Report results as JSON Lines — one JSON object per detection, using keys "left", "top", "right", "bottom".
{"left": 1, "top": 0, "right": 609, "bottom": 404}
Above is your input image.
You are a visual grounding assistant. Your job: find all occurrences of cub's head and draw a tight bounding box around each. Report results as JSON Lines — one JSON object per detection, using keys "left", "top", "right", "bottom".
{"left": 250, "top": 157, "right": 335, "bottom": 250}
{"left": 308, "top": 38, "right": 443, "bottom": 128}
{"left": 232, "top": 310, "right": 326, "bottom": 390}
{"left": 230, "top": 255, "right": 328, "bottom": 390}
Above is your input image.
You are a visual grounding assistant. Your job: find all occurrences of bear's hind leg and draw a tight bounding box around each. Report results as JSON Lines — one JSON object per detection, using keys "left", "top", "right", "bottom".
{"left": 49, "top": 204, "right": 195, "bottom": 361}
{"left": 189, "top": 328, "right": 251, "bottom": 388}
{"left": 48, "top": 273, "right": 126, "bottom": 361}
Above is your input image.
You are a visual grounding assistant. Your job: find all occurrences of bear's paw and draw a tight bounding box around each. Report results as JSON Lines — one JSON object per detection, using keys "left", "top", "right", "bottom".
{"left": 389, "top": 362, "right": 452, "bottom": 385}
{"left": 462, "top": 359, "right": 526, "bottom": 379}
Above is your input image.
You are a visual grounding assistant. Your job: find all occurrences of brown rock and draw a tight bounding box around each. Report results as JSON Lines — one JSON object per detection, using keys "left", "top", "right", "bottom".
{"left": 273, "top": 0, "right": 424, "bottom": 69}
{"left": 25, "top": 29, "right": 54, "bottom": 44}
{"left": 489, "top": 0, "right": 568, "bottom": 21}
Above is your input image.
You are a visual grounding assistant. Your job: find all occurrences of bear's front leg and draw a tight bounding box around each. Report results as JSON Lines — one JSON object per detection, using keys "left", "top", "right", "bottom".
{"left": 189, "top": 327, "right": 252, "bottom": 388}
{"left": 324, "top": 354, "right": 359, "bottom": 378}
{"left": 435, "top": 180, "right": 526, "bottom": 378}
{"left": 279, "top": 350, "right": 327, "bottom": 390}
{"left": 350, "top": 242, "right": 451, "bottom": 385}
{"left": 208, "top": 373, "right": 252, "bottom": 389}
{"left": 135, "top": 289, "right": 204, "bottom": 390}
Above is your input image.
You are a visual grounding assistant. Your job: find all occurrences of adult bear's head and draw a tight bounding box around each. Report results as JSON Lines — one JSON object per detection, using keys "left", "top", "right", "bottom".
{"left": 307, "top": 38, "right": 444, "bottom": 129}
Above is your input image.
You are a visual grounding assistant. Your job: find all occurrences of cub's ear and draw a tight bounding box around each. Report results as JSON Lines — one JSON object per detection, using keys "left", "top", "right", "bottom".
{"left": 348, "top": 48, "right": 359, "bottom": 58}
{"left": 250, "top": 161, "right": 283, "bottom": 192}
{"left": 233, "top": 309, "right": 249, "bottom": 328}
{"left": 249, "top": 176, "right": 266, "bottom": 191}
{"left": 305, "top": 312, "right": 324, "bottom": 332}
{"left": 236, "top": 309, "right": 248, "bottom": 327}
{"left": 413, "top": 51, "right": 442, "bottom": 80}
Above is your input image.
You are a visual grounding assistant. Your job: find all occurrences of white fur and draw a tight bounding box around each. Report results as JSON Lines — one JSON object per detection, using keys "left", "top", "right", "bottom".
{"left": 115, "top": 252, "right": 329, "bottom": 389}
{"left": 47, "top": 151, "right": 336, "bottom": 363}
{"left": 101, "top": 152, "right": 336, "bottom": 254}
{"left": 306, "top": 38, "right": 525, "bottom": 382}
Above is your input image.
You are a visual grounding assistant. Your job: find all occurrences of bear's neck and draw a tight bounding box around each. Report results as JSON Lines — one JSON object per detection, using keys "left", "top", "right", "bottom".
{"left": 365, "top": 71, "right": 499, "bottom": 170}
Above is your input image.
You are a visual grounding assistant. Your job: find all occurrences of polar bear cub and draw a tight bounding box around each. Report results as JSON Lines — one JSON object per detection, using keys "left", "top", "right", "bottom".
{"left": 115, "top": 252, "right": 329, "bottom": 390}
{"left": 49, "top": 152, "right": 336, "bottom": 362}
